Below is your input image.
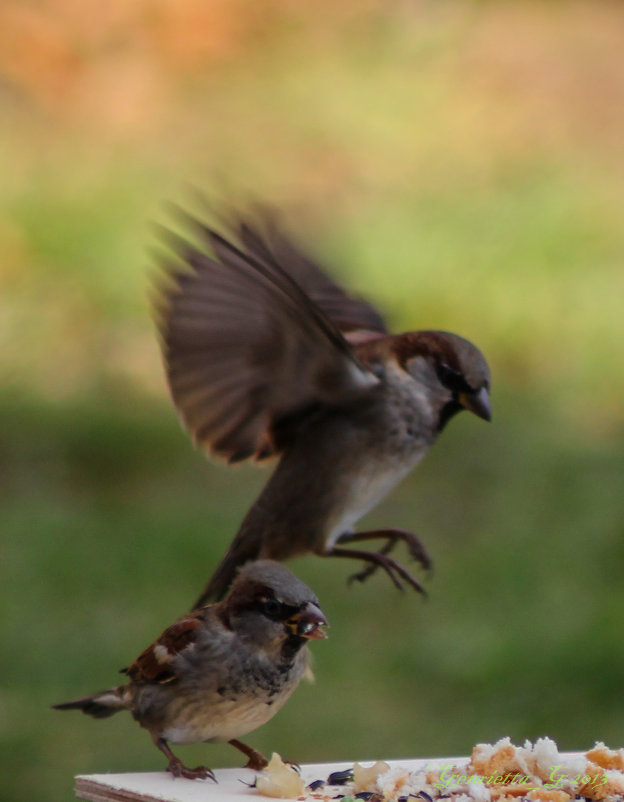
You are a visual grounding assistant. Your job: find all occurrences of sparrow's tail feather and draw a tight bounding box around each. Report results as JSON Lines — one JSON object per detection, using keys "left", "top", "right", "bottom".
{"left": 52, "top": 686, "right": 129, "bottom": 719}
{"left": 191, "top": 526, "right": 264, "bottom": 609}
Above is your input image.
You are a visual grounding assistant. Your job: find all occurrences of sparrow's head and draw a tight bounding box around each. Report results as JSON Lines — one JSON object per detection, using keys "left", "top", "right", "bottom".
{"left": 395, "top": 330, "right": 491, "bottom": 432}
{"left": 225, "top": 561, "right": 328, "bottom": 658}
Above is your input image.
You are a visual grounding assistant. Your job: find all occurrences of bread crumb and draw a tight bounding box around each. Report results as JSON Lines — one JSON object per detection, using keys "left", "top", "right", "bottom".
{"left": 491, "top": 784, "right": 538, "bottom": 799}
{"left": 471, "top": 742, "right": 519, "bottom": 778}
{"left": 587, "top": 746, "right": 624, "bottom": 772}
{"left": 353, "top": 761, "right": 391, "bottom": 792}
{"left": 526, "top": 788, "right": 569, "bottom": 802}
{"left": 256, "top": 753, "right": 305, "bottom": 798}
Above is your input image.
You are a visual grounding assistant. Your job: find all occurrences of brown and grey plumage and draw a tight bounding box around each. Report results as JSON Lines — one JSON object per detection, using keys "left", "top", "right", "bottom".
{"left": 53, "top": 561, "right": 327, "bottom": 781}
{"left": 154, "top": 207, "right": 492, "bottom": 606}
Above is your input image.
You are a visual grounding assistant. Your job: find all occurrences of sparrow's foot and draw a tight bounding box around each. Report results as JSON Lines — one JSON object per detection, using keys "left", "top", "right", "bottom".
{"left": 156, "top": 736, "right": 216, "bottom": 782}
{"left": 338, "top": 527, "right": 433, "bottom": 584}
{"left": 229, "top": 738, "right": 268, "bottom": 771}
{"left": 167, "top": 759, "right": 216, "bottom": 782}
{"left": 346, "top": 538, "right": 395, "bottom": 585}
{"left": 325, "top": 545, "right": 427, "bottom": 595}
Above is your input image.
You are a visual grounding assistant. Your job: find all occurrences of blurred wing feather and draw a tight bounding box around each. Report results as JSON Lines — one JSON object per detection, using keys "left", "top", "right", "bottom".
{"left": 234, "top": 212, "right": 388, "bottom": 334}
{"left": 155, "top": 213, "right": 379, "bottom": 462}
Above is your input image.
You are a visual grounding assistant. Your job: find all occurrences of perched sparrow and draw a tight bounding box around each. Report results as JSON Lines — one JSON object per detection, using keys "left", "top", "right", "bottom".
{"left": 154, "top": 207, "right": 491, "bottom": 606}
{"left": 52, "top": 560, "right": 327, "bottom": 781}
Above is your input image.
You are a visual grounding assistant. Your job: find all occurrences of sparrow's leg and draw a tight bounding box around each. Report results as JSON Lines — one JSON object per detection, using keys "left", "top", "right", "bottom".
{"left": 154, "top": 736, "right": 216, "bottom": 781}
{"left": 337, "top": 528, "right": 432, "bottom": 584}
{"left": 324, "top": 545, "right": 427, "bottom": 595}
{"left": 229, "top": 738, "right": 268, "bottom": 771}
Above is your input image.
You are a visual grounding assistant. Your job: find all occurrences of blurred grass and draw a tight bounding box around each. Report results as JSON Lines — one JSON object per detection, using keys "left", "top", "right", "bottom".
{"left": 2, "top": 2, "right": 624, "bottom": 802}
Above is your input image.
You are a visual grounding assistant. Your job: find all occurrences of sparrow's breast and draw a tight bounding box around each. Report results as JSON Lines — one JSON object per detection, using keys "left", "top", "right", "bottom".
{"left": 158, "top": 691, "right": 287, "bottom": 745}
{"left": 139, "top": 649, "right": 308, "bottom": 745}
{"left": 321, "top": 365, "right": 439, "bottom": 545}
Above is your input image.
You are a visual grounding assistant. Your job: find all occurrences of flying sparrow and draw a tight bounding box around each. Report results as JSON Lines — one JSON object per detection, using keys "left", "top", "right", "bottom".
{"left": 154, "top": 207, "right": 491, "bottom": 606}
{"left": 53, "top": 560, "right": 327, "bottom": 781}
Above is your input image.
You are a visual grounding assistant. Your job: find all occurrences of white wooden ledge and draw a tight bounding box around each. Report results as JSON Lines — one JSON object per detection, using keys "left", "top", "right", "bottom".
{"left": 75, "top": 757, "right": 464, "bottom": 802}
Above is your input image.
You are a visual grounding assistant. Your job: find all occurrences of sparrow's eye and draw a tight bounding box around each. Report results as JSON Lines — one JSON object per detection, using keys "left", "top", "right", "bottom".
{"left": 435, "top": 362, "right": 471, "bottom": 393}
{"left": 259, "top": 597, "right": 284, "bottom": 619}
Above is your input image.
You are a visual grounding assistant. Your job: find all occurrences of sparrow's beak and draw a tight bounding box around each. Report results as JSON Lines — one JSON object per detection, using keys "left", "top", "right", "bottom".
{"left": 459, "top": 386, "right": 492, "bottom": 422}
{"left": 286, "top": 602, "right": 328, "bottom": 640}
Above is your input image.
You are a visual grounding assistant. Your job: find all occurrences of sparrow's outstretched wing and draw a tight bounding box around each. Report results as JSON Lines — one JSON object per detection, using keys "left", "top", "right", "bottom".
{"left": 154, "top": 213, "right": 379, "bottom": 463}
{"left": 232, "top": 211, "right": 387, "bottom": 335}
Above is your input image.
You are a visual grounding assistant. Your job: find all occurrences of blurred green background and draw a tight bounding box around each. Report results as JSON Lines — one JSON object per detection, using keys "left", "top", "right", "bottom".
{"left": 2, "top": 2, "right": 624, "bottom": 801}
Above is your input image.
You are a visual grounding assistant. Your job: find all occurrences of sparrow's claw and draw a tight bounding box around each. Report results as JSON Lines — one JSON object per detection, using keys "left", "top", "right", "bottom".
{"left": 327, "top": 545, "right": 427, "bottom": 596}
{"left": 156, "top": 737, "right": 217, "bottom": 782}
{"left": 347, "top": 537, "right": 396, "bottom": 584}
{"left": 347, "top": 561, "right": 384, "bottom": 585}
{"left": 337, "top": 527, "right": 433, "bottom": 581}
{"left": 376, "top": 554, "right": 427, "bottom": 595}
{"left": 166, "top": 758, "right": 216, "bottom": 782}
{"left": 401, "top": 531, "right": 433, "bottom": 574}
